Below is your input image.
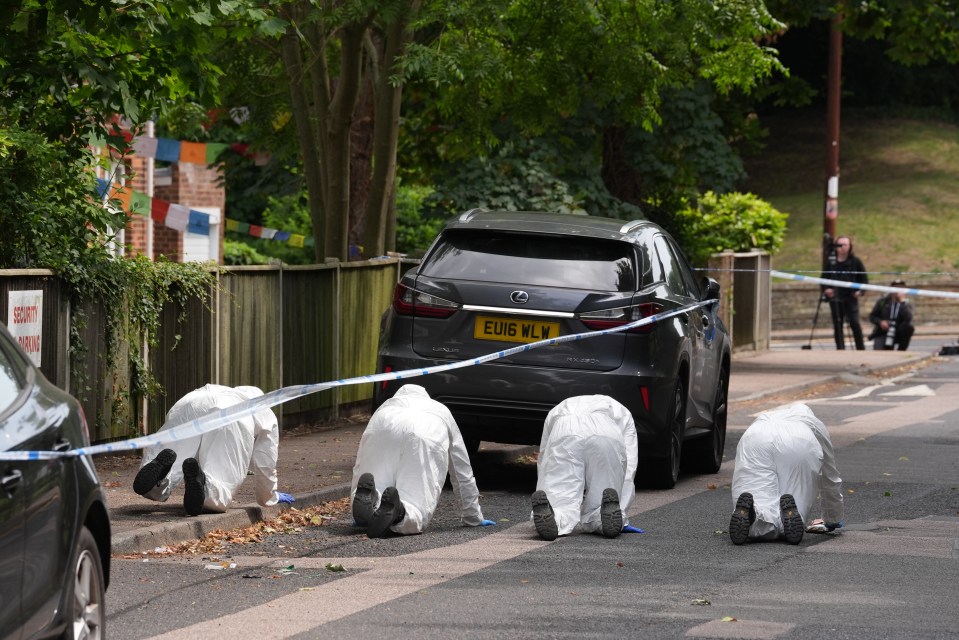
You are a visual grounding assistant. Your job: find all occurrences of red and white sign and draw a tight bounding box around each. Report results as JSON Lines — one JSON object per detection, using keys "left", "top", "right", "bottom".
{"left": 7, "top": 290, "right": 43, "bottom": 366}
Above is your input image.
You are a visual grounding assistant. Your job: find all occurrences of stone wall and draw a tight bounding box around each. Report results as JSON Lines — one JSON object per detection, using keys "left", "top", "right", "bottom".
{"left": 772, "top": 281, "right": 959, "bottom": 330}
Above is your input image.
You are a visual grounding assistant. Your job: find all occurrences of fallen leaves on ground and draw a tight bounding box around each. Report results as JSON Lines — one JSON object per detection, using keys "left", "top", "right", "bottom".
{"left": 123, "top": 498, "right": 352, "bottom": 557}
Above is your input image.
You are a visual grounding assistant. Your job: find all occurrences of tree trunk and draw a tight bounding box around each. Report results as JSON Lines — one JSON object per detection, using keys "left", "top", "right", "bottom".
{"left": 363, "top": 2, "right": 418, "bottom": 258}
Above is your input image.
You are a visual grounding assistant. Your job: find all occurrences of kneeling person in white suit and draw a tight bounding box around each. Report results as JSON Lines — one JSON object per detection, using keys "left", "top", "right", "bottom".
{"left": 729, "top": 402, "right": 844, "bottom": 545}
{"left": 134, "top": 384, "right": 294, "bottom": 516}
{"left": 350, "top": 384, "right": 495, "bottom": 538}
{"left": 531, "top": 395, "right": 642, "bottom": 540}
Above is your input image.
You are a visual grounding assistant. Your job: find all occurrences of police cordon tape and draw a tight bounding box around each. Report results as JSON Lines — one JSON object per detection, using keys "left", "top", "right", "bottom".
{"left": 0, "top": 299, "right": 718, "bottom": 462}
{"left": 771, "top": 270, "right": 959, "bottom": 299}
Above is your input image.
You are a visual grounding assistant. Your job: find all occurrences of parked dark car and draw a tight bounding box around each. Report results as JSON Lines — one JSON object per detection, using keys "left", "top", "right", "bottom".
{"left": 374, "top": 210, "right": 731, "bottom": 488}
{"left": 0, "top": 321, "right": 110, "bottom": 639}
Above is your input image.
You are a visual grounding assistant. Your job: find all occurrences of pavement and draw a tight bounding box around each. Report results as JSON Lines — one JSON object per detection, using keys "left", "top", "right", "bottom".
{"left": 102, "top": 324, "right": 959, "bottom": 556}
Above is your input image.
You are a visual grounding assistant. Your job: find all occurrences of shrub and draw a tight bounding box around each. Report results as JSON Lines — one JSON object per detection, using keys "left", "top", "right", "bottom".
{"left": 675, "top": 191, "right": 788, "bottom": 266}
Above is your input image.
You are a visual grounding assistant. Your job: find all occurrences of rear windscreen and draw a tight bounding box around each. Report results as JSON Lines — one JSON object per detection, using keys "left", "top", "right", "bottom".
{"left": 421, "top": 230, "right": 637, "bottom": 292}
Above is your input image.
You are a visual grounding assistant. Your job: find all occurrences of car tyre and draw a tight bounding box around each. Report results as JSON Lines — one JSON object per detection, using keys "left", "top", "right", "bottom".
{"left": 64, "top": 526, "right": 106, "bottom": 640}
{"left": 644, "top": 379, "right": 686, "bottom": 490}
{"left": 682, "top": 366, "right": 728, "bottom": 474}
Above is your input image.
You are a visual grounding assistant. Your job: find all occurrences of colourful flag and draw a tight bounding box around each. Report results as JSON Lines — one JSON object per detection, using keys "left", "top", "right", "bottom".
{"left": 288, "top": 234, "right": 305, "bottom": 248}
{"left": 130, "top": 190, "right": 152, "bottom": 215}
{"left": 180, "top": 141, "right": 207, "bottom": 165}
{"left": 225, "top": 219, "right": 239, "bottom": 232}
{"left": 249, "top": 224, "right": 264, "bottom": 237}
{"left": 259, "top": 227, "right": 277, "bottom": 240}
{"left": 274, "top": 231, "right": 291, "bottom": 242}
{"left": 235, "top": 221, "right": 250, "bottom": 234}
{"left": 155, "top": 138, "right": 181, "bottom": 163}
{"left": 206, "top": 143, "right": 230, "bottom": 164}
{"left": 109, "top": 186, "right": 132, "bottom": 212}
{"left": 165, "top": 204, "right": 190, "bottom": 231}
{"left": 187, "top": 210, "right": 211, "bottom": 236}
{"left": 132, "top": 136, "right": 158, "bottom": 159}
{"left": 151, "top": 199, "right": 170, "bottom": 224}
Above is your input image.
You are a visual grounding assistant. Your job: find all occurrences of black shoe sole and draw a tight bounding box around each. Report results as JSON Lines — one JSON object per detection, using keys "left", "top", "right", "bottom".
{"left": 368, "top": 487, "right": 404, "bottom": 539}
{"left": 352, "top": 472, "right": 376, "bottom": 526}
{"left": 183, "top": 458, "right": 207, "bottom": 517}
{"left": 600, "top": 488, "right": 623, "bottom": 538}
{"left": 781, "top": 494, "right": 804, "bottom": 544}
{"left": 729, "top": 492, "right": 755, "bottom": 545}
{"left": 133, "top": 448, "right": 177, "bottom": 496}
{"left": 531, "top": 490, "right": 558, "bottom": 541}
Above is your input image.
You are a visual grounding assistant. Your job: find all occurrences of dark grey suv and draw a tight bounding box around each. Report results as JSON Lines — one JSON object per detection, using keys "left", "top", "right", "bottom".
{"left": 374, "top": 210, "right": 731, "bottom": 488}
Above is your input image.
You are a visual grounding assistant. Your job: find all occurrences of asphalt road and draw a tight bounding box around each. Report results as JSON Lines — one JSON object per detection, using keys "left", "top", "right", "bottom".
{"left": 107, "top": 356, "right": 959, "bottom": 640}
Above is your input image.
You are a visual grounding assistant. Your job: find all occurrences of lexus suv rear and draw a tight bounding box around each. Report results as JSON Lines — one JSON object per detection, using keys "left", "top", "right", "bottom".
{"left": 374, "top": 210, "right": 731, "bottom": 488}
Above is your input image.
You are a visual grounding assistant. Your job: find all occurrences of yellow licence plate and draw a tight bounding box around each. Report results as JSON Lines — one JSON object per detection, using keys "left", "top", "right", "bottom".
{"left": 473, "top": 315, "right": 561, "bottom": 343}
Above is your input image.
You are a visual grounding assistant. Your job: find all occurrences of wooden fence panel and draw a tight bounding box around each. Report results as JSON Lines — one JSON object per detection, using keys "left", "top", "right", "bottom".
{"left": 216, "top": 267, "right": 283, "bottom": 402}
{"left": 338, "top": 260, "right": 400, "bottom": 407}
{"left": 281, "top": 265, "right": 337, "bottom": 426}
{"left": 147, "top": 286, "right": 216, "bottom": 434}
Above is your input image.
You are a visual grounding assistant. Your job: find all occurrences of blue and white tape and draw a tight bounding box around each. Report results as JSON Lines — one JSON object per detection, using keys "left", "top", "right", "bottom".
{"left": 771, "top": 270, "right": 959, "bottom": 299}
{"left": 1, "top": 300, "right": 715, "bottom": 461}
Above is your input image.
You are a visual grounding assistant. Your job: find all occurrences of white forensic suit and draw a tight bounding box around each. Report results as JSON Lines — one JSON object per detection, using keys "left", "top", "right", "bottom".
{"left": 533, "top": 395, "right": 639, "bottom": 536}
{"left": 350, "top": 384, "right": 485, "bottom": 534}
{"left": 138, "top": 384, "right": 282, "bottom": 511}
{"left": 731, "top": 402, "right": 843, "bottom": 539}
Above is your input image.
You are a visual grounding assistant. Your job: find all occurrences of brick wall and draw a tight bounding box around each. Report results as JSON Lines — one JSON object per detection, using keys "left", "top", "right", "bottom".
{"left": 772, "top": 281, "right": 959, "bottom": 330}
{"left": 124, "top": 155, "right": 225, "bottom": 264}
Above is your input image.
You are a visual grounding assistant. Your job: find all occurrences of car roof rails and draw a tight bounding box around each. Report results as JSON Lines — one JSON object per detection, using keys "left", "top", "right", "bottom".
{"left": 458, "top": 208, "right": 488, "bottom": 223}
{"left": 618, "top": 220, "right": 645, "bottom": 235}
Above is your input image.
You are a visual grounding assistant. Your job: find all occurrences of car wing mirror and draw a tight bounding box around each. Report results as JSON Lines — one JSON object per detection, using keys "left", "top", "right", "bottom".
{"left": 701, "top": 277, "right": 721, "bottom": 302}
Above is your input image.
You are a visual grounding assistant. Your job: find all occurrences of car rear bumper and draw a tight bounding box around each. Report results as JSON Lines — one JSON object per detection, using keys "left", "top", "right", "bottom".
{"left": 374, "top": 353, "right": 677, "bottom": 450}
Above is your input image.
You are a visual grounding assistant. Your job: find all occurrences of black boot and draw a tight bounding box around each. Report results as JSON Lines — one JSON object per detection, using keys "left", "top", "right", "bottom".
{"left": 729, "top": 492, "right": 755, "bottom": 545}
{"left": 531, "top": 490, "right": 558, "bottom": 541}
{"left": 133, "top": 449, "right": 177, "bottom": 496}
{"left": 182, "top": 458, "right": 208, "bottom": 517}
{"left": 600, "top": 488, "right": 623, "bottom": 539}
{"left": 780, "top": 494, "right": 804, "bottom": 545}
{"left": 352, "top": 472, "right": 377, "bottom": 527}
{"left": 367, "top": 486, "right": 405, "bottom": 539}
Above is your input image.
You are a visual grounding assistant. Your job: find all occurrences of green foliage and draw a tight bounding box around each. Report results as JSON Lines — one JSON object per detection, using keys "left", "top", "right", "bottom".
{"left": 224, "top": 240, "right": 271, "bottom": 266}
{"left": 424, "top": 135, "right": 642, "bottom": 220}
{"left": 674, "top": 191, "right": 789, "bottom": 266}
{"left": 395, "top": 183, "right": 443, "bottom": 257}
{"left": 0, "top": 126, "right": 122, "bottom": 269}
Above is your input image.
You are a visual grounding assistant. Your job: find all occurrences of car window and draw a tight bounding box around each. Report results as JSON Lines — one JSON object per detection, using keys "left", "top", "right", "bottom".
{"left": 653, "top": 236, "right": 688, "bottom": 297}
{"left": 0, "top": 338, "right": 25, "bottom": 415}
{"left": 421, "top": 230, "right": 637, "bottom": 292}
{"left": 637, "top": 243, "right": 660, "bottom": 288}
{"left": 670, "top": 239, "right": 702, "bottom": 299}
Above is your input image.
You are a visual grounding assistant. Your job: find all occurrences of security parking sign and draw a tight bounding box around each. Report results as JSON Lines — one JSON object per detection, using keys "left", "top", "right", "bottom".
{"left": 7, "top": 290, "right": 43, "bottom": 366}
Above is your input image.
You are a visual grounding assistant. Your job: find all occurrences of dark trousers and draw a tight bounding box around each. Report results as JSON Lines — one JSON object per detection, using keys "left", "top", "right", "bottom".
{"left": 872, "top": 324, "right": 914, "bottom": 351}
{"left": 829, "top": 296, "right": 865, "bottom": 350}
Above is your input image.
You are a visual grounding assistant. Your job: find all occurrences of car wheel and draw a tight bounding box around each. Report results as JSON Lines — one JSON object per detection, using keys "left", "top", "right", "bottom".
{"left": 683, "top": 366, "right": 728, "bottom": 474}
{"left": 64, "top": 526, "right": 105, "bottom": 640}
{"left": 645, "top": 379, "right": 685, "bottom": 490}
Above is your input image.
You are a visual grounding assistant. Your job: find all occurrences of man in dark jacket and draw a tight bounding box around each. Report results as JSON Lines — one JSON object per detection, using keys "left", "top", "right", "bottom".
{"left": 868, "top": 279, "right": 915, "bottom": 351}
{"left": 821, "top": 236, "right": 868, "bottom": 350}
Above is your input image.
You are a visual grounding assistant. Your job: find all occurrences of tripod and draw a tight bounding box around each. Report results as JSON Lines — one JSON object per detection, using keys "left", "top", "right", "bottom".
{"left": 802, "top": 294, "right": 827, "bottom": 350}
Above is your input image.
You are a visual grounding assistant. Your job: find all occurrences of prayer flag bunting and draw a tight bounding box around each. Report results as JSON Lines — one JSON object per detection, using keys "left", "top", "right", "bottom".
{"left": 206, "top": 143, "right": 230, "bottom": 164}
{"left": 151, "top": 199, "right": 170, "bottom": 224}
{"left": 132, "top": 136, "right": 158, "bottom": 159}
{"left": 288, "top": 234, "right": 305, "bottom": 248}
{"left": 129, "top": 191, "right": 151, "bottom": 215}
{"left": 187, "top": 210, "right": 211, "bottom": 236}
{"left": 249, "top": 224, "right": 264, "bottom": 238}
{"left": 155, "top": 138, "right": 181, "bottom": 163}
{"left": 166, "top": 204, "right": 190, "bottom": 231}
{"left": 180, "top": 141, "right": 207, "bottom": 165}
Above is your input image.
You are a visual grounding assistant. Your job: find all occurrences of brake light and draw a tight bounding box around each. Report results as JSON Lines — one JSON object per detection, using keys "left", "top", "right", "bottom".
{"left": 391, "top": 283, "right": 460, "bottom": 319}
{"left": 578, "top": 303, "right": 664, "bottom": 333}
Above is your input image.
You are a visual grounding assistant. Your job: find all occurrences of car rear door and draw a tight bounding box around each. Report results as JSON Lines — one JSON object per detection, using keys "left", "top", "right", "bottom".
{"left": 0, "top": 328, "right": 72, "bottom": 638}
{"left": 0, "top": 334, "right": 28, "bottom": 640}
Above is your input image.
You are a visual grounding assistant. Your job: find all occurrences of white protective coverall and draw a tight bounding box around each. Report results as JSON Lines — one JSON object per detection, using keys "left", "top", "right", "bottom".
{"left": 731, "top": 402, "right": 844, "bottom": 539}
{"left": 350, "top": 384, "right": 484, "bottom": 535}
{"left": 533, "top": 395, "right": 639, "bottom": 536}
{"left": 138, "top": 384, "right": 282, "bottom": 512}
